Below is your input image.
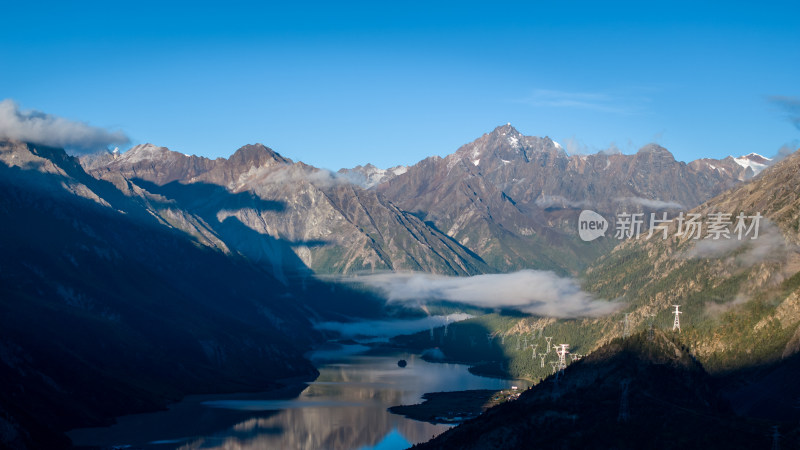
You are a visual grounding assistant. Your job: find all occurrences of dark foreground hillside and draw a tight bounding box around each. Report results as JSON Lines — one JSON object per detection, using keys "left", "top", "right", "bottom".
{"left": 0, "top": 141, "right": 383, "bottom": 449}
{"left": 414, "top": 332, "right": 794, "bottom": 450}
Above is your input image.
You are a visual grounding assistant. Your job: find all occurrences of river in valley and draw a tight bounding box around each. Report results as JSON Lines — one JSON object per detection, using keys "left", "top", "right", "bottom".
{"left": 69, "top": 342, "right": 526, "bottom": 449}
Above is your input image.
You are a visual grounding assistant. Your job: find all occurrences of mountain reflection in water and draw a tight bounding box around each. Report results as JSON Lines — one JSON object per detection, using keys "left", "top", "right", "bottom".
{"left": 69, "top": 345, "right": 524, "bottom": 449}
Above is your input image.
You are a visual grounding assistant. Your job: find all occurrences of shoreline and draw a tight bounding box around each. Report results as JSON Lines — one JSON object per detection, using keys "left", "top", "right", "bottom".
{"left": 67, "top": 377, "right": 313, "bottom": 448}
{"left": 388, "top": 388, "right": 523, "bottom": 424}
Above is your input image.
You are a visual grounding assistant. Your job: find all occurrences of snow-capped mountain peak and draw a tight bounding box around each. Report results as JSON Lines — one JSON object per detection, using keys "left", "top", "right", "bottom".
{"left": 733, "top": 153, "right": 771, "bottom": 176}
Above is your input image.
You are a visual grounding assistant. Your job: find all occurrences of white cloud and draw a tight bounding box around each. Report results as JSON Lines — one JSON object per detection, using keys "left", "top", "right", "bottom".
{"left": 0, "top": 99, "right": 129, "bottom": 153}
{"left": 258, "top": 164, "right": 351, "bottom": 188}
{"left": 772, "top": 140, "right": 799, "bottom": 164}
{"left": 705, "top": 293, "right": 749, "bottom": 317}
{"left": 521, "top": 89, "right": 632, "bottom": 114}
{"left": 614, "top": 197, "right": 684, "bottom": 210}
{"left": 336, "top": 270, "right": 622, "bottom": 318}
{"left": 535, "top": 195, "right": 590, "bottom": 209}
{"left": 683, "top": 220, "right": 793, "bottom": 266}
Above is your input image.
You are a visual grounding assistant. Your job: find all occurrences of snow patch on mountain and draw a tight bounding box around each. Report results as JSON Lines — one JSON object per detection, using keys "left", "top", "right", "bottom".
{"left": 733, "top": 153, "right": 771, "bottom": 176}
{"left": 507, "top": 135, "right": 519, "bottom": 148}
{"left": 118, "top": 143, "right": 170, "bottom": 163}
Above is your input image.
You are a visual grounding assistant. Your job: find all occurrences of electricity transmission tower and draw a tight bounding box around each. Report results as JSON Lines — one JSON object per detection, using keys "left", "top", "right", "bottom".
{"left": 672, "top": 305, "right": 682, "bottom": 332}
{"left": 545, "top": 337, "right": 553, "bottom": 353}
{"left": 531, "top": 344, "right": 538, "bottom": 359}
{"left": 647, "top": 313, "right": 656, "bottom": 341}
{"left": 540, "top": 355, "right": 546, "bottom": 368}
{"left": 622, "top": 313, "right": 630, "bottom": 339}
{"left": 555, "top": 344, "right": 569, "bottom": 372}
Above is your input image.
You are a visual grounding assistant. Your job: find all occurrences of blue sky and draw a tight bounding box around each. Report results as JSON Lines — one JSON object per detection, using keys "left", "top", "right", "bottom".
{"left": 1, "top": 1, "right": 798, "bottom": 170}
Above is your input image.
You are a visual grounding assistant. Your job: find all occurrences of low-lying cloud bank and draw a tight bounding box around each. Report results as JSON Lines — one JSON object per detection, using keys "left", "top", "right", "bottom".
{"left": 614, "top": 196, "right": 684, "bottom": 210}
{"left": 683, "top": 219, "right": 795, "bottom": 266}
{"left": 0, "top": 99, "right": 129, "bottom": 153}
{"left": 339, "top": 270, "right": 621, "bottom": 318}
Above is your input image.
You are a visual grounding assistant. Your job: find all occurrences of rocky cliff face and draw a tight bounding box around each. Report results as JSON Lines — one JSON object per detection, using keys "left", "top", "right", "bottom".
{"left": 375, "top": 124, "right": 749, "bottom": 273}
{"left": 83, "top": 143, "right": 490, "bottom": 276}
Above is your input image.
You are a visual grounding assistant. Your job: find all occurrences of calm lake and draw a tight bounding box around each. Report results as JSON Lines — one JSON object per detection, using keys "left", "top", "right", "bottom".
{"left": 69, "top": 343, "right": 525, "bottom": 449}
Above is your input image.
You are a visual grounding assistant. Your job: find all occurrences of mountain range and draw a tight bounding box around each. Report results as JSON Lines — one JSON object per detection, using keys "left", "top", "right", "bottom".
{"left": 82, "top": 143, "right": 490, "bottom": 277}
{"left": 82, "top": 124, "right": 769, "bottom": 276}
{"left": 0, "top": 123, "right": 790, "bottom": 449}
{"left": 396, "top": 142, "right": 800, "bottom": 445}
{"left": 375, "top": 124, "right": 767, "bottom": 273}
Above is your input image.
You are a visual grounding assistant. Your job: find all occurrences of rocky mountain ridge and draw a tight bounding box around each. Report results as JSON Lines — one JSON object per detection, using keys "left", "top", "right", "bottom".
{"left": 82, "top": 143, "right": 490, "bottom": 276}
{"left": 373, "top": 124, "right": 758, "bottom": 273}
{"left": 83, "top": 125, "right": 769, "bottom": 276}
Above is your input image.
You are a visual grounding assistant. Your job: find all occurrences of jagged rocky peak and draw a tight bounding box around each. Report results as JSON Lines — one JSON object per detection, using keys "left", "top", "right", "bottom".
{"left": 0, "top": 139, "right": 81, "bottom": 175}
{"left": 486, "top": 123, "right": 524, "bottom": 149}
{"left": 228, "top": 143, "right": 292, "bottom": 169}
{"left": 120, "top": 143, "right": 171, "bottom": 161}
{"left": 634, "top": 143, "right": 676, "bottom": 163}
{"left": 492, "top": 122, "right": 520, "bottom": 137}
{"left": 544, "top": 136, "right": 563, "bottom": 150}
{"left": 636, "top": 143, "right": 671, "bottom": 155}
{"left": 450, "top": 123, "right": 566, "bottom": 168}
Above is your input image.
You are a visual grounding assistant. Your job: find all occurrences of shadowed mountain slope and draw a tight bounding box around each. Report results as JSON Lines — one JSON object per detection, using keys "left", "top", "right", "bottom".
{"left": 84, "top": 143, "right": 491, "bottom": 276}
{"left": 414, "top": 332, "right": 784, "bottom": 450}
{"left": 0, "top": 140, "right": 385, "bottom": 449}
